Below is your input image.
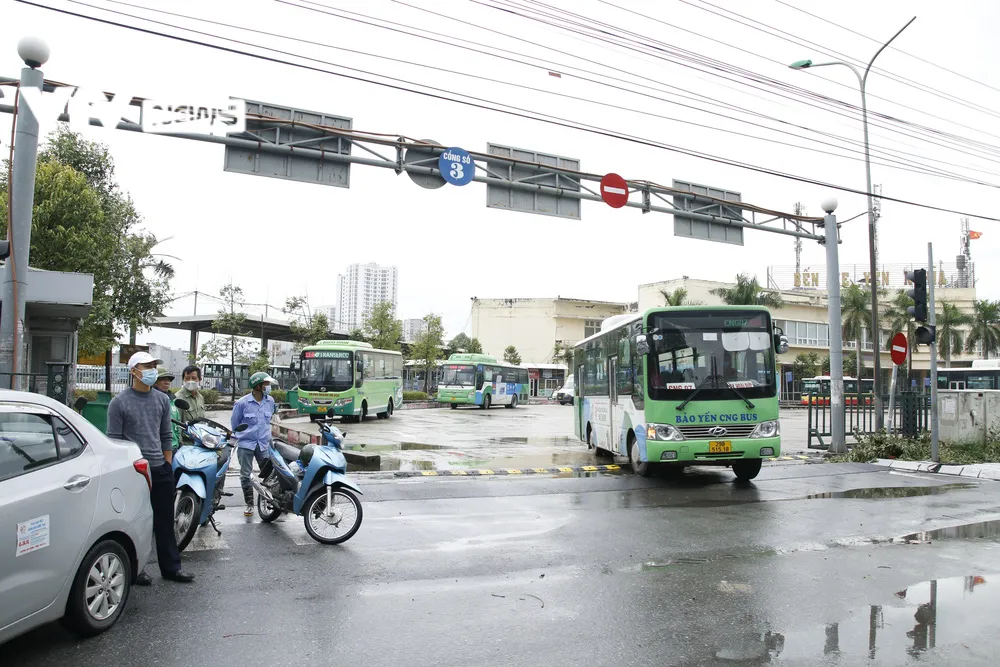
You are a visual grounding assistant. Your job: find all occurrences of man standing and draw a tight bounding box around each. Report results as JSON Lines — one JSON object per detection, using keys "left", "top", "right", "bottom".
{"left": 107, "top": 351, "right": 194, "bottom": 584}
{"left": 232, "top": 372, "right": 278, "bottom": 517}
{"left": 154, "top": 368, "right": 182, "bottom": 449}
{"left": 176, "top": 365, "right": 207, "bottom": 424}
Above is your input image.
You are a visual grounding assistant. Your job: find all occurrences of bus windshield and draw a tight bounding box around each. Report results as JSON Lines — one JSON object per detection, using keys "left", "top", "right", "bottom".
{"left": 647, "top": 310, "right": 775, "bottom": 401}
{"left": 299, "top": 351, "right": 354, "bottom": 392}
{"left": 440, "top": 364, "right": 476, "bottom": 387}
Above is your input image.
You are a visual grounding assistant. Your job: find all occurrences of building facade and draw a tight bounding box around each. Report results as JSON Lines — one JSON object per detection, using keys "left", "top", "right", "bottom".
{"left": 316, "top": 304, "right": 338, "bottom": 329}
{"left": 470, "top": 297, "right": 633, "bottom": 364}
{"left": 402, "top": 318, "right": 427, "bottom": 343}
{"left": 638, "top": 275, "right": 981, "bottom": 398}
{"left": 336, "top": 263, "right": 398, "bottom": 331}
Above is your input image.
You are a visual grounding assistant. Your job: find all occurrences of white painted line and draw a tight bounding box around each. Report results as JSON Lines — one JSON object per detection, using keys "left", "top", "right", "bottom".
{"left": 185, "top": 528, "right": 229, "bottom": 552}
{"left": 603, "top": 186, "right": 627, "bottom": 195}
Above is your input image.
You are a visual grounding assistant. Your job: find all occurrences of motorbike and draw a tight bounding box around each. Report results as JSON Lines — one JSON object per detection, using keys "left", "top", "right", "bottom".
{"left": 251, "top": 419, "right": 364, "bottom": 545}
{"left": 170, "top": 398, "right": 247, "bottom": 551}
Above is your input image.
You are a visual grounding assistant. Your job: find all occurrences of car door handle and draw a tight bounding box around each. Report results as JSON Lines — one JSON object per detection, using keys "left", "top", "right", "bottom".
{"left": 64, "top": 475, "right": 91, "bottom": 491}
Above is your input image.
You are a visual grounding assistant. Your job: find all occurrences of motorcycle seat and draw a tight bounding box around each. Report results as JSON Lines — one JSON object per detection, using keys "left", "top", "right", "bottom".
{"left": 273, "top": 441, "right": 301, "bottom": 463}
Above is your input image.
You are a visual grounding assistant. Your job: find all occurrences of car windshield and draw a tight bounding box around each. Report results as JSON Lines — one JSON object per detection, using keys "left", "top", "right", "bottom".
{"left": 647, "top": 310, "right": 776, "bottom": 401}
{"left": 440, "top": 364, "right": 476, "bottom": 386}
{"left": 299, "top": 352, "right": 354, "bottom": 392}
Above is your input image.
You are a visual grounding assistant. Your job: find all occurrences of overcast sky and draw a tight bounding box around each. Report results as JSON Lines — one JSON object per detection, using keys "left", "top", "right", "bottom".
{"left": 3, "top": 0, "right": 999, "bottom": 352}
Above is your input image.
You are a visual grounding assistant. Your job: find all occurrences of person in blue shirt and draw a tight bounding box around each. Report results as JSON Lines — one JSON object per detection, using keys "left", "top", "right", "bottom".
{"left": 232, "top": 372, "right": 278, "bottom": 517}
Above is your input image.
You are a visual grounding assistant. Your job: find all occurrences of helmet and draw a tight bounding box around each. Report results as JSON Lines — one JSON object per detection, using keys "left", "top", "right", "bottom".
{"left": 249, "top": 372, "right": 278, "bottom": 390}
{"left": 300, "top": 444, "right": 316, "bottom": 466}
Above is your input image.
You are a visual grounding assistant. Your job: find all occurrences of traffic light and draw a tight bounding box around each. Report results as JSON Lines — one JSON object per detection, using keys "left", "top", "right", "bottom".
{"left": 905, "top": 268, "right": 928, "bottom": 322}
{"left": 915, "top": 325, "right": 935, "bottom": 345}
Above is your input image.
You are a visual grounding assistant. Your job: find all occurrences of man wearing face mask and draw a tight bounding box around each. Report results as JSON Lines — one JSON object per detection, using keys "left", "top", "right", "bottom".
{"left": 176, "top": 365, "right": 207, "bottom": 426}
{"left": 107, "top": 351, "right": 194, "bottom": 584}
{"left": 232, "top": 372, "right": 278, "bottom": 517}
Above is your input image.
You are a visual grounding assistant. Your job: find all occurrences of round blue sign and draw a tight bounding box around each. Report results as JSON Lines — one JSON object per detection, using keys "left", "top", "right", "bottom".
{"left": 439, "top": 147, "right": 475, "bottom": 186}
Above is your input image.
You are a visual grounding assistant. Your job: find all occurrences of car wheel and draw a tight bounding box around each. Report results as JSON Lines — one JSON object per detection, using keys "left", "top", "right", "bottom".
{"left": 732, "top": 459, "right": 762, "bottom": 482}
{"left": 62, "top": 539, "right": 132, "bottom": 637}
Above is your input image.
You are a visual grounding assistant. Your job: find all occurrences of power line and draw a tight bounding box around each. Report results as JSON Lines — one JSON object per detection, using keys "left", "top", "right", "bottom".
{"left": 16, "top": 0, "right": 1000, "bottom": 223}
{"left": 83, "top": 0, "right": 1000, "bottom": 184}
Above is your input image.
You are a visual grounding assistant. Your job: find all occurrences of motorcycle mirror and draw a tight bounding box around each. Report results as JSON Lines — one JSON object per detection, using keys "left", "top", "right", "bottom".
{"left": 174, "top": 398, "right": 191, "bottom": 410}
{"left": 235, "top": 423, "right": 249, "bottom": 433}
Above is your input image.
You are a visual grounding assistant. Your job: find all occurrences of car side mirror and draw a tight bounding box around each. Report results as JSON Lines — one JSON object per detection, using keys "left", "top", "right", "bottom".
{"left": 73, "top": 397, "right": 88, "bottom": 412}
{"left": 235, "top": 423, "right": 249, "bottom": 433}
{"left": 174, "top": 398, "right": 190, "bottom": 410}
{"left": 635, "top": 334, "right": 650, "bottom": 356}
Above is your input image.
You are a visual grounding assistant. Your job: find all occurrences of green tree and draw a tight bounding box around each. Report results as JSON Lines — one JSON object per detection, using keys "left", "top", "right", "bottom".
{"left": 283, "top": 296, "right": 331, "bottom": 350}
{"left": 660, "top": 287, "right": 701, "bottom": 306}
{"left": 448, "top": 333, "right": 483, "bottom": 355}
{"left": 348, "top": 328, "right": 368, "bottom": 343}
{"left": 965, "top": 299, "right": 1000, "bottom": 359}
{"left": 937, "top": 302, "right": 972, "bottom": 367}
{"left": 841, "top": 283, "right": 873, "bottom": 381}
{"left": 820, "top": 353, "right": 857, "bottom": 378}
{"left": 503, "top": 345, "right": 522, "bottom": 365}
{"left": 249, "top": 351, "right": 271, "bottom": 374}
{"left": 362, "top": 301, "right": 402, "bottom": 351}
{"left": 410, "top": 314, "right": 445, "bottom": 394}
{"left": 792, "top": 352, "right": 821, "bottom": 384}
{"left": 552, "top": 341, "right": 575, "bottom": 369}
{"left": 199, "top": 283, "right": 256, "bottom": 400}
{"left": 710, "top": 274, "right": 784, "bottom": 308}
{"left": 883, "top": 290, "right": 919, "bottom": 380}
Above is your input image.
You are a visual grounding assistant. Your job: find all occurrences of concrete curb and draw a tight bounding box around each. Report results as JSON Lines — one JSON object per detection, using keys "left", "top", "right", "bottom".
{"left": 268, "top": 422, "right": 380, "bottom": 467}
{"left": 873, "top": 458, "right": 1000, "bottom": 480}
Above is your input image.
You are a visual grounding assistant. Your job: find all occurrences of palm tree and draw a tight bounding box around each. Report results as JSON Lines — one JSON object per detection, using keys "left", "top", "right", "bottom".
{"left": 937, "top": 302, "right": 972, "bottom": 367}
{"left": 883, "top": 290, "right": 919, "bottom": 380}
{"left": 710, "top": 274, "right": 784, "bottom": 308}
{"left": 965, "top": 299, "right": 1000, "bottom": 359}
{"left": 659, "top": 287, "right": 702, "bottom": 306}
{"left": 840, "top": 283, "right": 872, "bottom": 381}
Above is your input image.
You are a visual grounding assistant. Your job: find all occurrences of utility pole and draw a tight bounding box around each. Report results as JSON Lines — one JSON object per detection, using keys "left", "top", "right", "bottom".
{"left": 821, "top": 198, "right": 846, "bottom": 453}
{"left": 0, "top": 39, "right": 49, "bottom": 389}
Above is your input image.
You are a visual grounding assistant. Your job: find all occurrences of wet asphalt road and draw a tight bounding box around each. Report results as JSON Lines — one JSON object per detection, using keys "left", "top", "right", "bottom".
{"left": 7, "top": 463, "right": 1000, "bottom": 666}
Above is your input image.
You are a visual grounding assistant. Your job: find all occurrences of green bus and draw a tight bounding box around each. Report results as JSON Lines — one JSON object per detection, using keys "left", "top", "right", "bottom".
{"left": 436, "top": 353, "right": 529, "bottom": 409}
{"left": 295, "top": 340, "right": 403, "bottom": 422}
{"left": 573, "top": 306, "right": 788, "bottom": 480}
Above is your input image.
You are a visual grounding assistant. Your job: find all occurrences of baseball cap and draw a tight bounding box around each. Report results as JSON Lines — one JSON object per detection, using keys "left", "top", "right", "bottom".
{"left": 127, "top": 351, "right": 164, "bottom": 369}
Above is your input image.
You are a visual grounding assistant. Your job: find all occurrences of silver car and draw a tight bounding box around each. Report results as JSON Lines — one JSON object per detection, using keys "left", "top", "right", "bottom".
{"left": 0, "top": 390, "right": 153, "bottom": 644}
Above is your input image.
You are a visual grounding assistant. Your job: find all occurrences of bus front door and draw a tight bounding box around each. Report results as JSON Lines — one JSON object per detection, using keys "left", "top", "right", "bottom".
{"left": 609, "top": 355, "right": 622, "bottom": 455}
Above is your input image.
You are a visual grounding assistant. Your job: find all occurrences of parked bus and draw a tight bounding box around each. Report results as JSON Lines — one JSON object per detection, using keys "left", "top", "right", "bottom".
{"left": 800, "top": 376, "right": 874, "bottom": 406}
{"left": 436, "top": 353, "right": 529, "bottom": 409}
{"left": 936, "top": 360, "right": 1000, "bottom": 389}
{"left": 573, "top": 307, "right": 787, "bottom": 480}
{"left": 294, "top": 340, "right": 403, "bottom": 422}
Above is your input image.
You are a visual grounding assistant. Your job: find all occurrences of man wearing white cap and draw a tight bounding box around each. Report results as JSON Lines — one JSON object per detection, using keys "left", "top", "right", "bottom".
{"left": 107, "top": 351, "right": 195, "bottom": 584}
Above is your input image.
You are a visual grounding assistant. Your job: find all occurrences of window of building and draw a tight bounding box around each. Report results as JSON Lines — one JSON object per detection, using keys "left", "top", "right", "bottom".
{"left": 584, "top": 319, "right": 602, "bottom": 338}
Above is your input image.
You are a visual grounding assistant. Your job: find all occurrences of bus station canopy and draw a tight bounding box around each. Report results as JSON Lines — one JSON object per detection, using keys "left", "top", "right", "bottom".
{"left": 153, "top": 314, "right": 349, "bottom": 355}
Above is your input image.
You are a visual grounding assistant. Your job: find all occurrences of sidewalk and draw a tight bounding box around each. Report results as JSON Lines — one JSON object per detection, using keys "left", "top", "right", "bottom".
{"left": 873, "top": 459, "right": 1000, "bottom": 481}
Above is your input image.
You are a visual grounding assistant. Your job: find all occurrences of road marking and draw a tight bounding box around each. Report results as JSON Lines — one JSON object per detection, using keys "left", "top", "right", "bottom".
{"left": 185, "top": 528, "right": 229, "bottom": 552}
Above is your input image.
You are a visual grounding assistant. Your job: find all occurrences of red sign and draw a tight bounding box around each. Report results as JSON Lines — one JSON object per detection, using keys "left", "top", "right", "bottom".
{"left": 890, "top": 332, "right": 908, "bottom": 365}
{"left": 600, "top": 173, "right": 629, "bottom": 208}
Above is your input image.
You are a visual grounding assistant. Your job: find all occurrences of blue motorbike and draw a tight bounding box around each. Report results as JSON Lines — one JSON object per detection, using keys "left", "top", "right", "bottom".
{"left": 170, "top": 400, "right": 247, "bottom": 551}
{"left": 251, "top": 420, "right": 364, "bottom": 545}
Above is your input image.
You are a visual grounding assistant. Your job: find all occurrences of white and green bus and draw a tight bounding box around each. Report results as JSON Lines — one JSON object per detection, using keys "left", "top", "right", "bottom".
{"left": 436, "top": 353, "right": 530, "bottom": 409}
{"left": 294, "top": 340, "right": 403, "bottom": 423}
{"left": 574, "top": 306, "right": 787, "bottom": 480}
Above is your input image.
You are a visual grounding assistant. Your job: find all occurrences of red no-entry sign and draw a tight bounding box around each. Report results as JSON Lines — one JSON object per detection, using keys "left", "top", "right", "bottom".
{"left": 890, "top": 332, "right": 908, "bottom": 365}
{"left": 600, "top": 173, "right": 629, "bottom": 208}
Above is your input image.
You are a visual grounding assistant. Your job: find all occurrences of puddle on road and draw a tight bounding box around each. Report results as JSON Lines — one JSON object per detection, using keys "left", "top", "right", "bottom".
{"left": 899, "top": 518, "right": 1000, "bottom": 543}
{"left": 750, "top": 574, "right": 999, "bottom": 663}
{"left": 805, "top": 483, "right": 977, "bottom": 500}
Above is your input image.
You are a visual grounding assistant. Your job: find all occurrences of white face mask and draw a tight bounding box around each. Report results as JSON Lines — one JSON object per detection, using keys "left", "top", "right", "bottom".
{"left": 183, "top": 381, "right": 199, "bottom": 392}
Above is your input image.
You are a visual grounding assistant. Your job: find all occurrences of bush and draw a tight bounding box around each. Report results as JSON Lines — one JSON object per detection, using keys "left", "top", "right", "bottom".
{"left": 270, "top": 389, "right": 287, "bottom": 403}
{"left": 403, "top": 391, "right": 428, "bottom": 402}
{"left": 833, "top": 429, "right": 1000, "bottom": 465}
{"left": 73, "top": 389, "right": 99, "bottom": 402}
{"left": 200, "top": 388, "right": 221, "bottom": 405}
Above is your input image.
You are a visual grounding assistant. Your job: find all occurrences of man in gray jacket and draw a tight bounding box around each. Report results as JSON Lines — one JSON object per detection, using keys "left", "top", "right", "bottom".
{"left": 107, "top": 351, "right": 195, "bottom": 584}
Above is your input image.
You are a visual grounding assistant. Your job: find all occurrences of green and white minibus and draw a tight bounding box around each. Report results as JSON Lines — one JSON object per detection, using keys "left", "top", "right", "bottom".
{"left": 436, "top": 353, "right": 529, "bottom": 409}
{"left": 295, "top": 340, "right": 403, "bottom": 422}
{"left": 574, "top": 306, "right": 787, "bottom": 480}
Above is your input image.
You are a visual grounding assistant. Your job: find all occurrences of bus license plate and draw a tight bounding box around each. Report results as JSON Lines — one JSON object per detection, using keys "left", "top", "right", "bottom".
{"left": 709, "top": 441, "right": 732, "bottom": 453}
{"left": 317, "top": 406, "right": 327, "bottom": 413}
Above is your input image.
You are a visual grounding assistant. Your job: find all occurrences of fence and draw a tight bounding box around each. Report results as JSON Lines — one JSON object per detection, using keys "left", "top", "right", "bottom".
{"left": 2, "top": 363, "right": 71, "bottom": 404}
{"left": 76, "top": 364, "right": 131, "bottom": 393}
{"left": 807, "top": 391, "right": 931, "bottom": 449}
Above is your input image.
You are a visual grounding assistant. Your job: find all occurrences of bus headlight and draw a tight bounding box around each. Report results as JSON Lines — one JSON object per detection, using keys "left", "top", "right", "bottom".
{"left": 298, "top": 396, "right": 312, "bottom": 406}
{"left": 750, "top": 420, "right": 780, "bottom": 439}
{"left": 335, "top": 398, "right": 353, "bottom": 407}
{"left": 646, "top": 424, "right": 684, "bottom": 442}
{"left": 467, "top": 391, "right": 475, "bottom": 399}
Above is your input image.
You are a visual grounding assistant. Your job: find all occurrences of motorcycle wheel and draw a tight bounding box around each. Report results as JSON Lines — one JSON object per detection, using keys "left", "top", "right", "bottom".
{"left": 257, "top": 485, "right": 283, "bottom": 523}
{"left": 174, "top": 489, "right": 202, "bottom": 552}
{"left": 303, "top": 486, "right": 363, "bottom": 545}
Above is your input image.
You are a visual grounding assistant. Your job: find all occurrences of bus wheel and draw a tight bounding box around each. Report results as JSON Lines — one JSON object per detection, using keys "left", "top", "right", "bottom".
{"left": 505, "top": 395, "right": 518, "bottom": 409}
{"left": 586, "top": 425, "right": 594, "bottom": 450}
{"left": 450, "top": 404, "right": 458, "bottom": 410}
{"left": 628, "top": 440, "right": 653, "bottom": 477}
{"left": 732, "top": 459, "right": 762, "bottom": 482}
{"left": 361, "top": 402, "right": 368, "bottom": 421}
{"left": 482, "top": 394, "right": 491, "bottom": 410}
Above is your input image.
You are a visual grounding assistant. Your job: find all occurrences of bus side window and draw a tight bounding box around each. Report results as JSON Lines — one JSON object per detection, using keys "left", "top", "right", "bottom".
{"left": 617, "top": 335, "right": 632, "bottom": 396}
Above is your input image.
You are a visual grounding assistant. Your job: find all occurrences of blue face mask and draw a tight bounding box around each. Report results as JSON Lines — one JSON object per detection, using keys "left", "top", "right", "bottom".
{"left": 138, "top": 368, "right": 158, "bottom": 387}
{"left": 263, "top": 385, "right": 272, "bottom": 395}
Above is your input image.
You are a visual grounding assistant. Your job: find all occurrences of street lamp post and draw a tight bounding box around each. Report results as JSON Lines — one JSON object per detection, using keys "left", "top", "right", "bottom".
{"left": 790, "top": 17, "right": 916, "bottom": 431}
